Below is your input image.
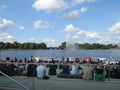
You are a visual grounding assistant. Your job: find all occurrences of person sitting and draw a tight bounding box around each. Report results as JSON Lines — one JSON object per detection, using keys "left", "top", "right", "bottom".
{"left": 27, "top": 59, "right": 37, "bottom": 77}
{"left": 69, "top": 62, "right": 80, "bottom": 75}
{"left": 60, "top": 64, "right": 70, "bottom": 75}
{"left": 48, "top": 59, "right": 57, "bottom": 76}
{"left": 94, "top": 65, "right": 105, "bottom": 81}
{"left": 82, "top": 63, "right": 93, "bottom": 80}
{"left": 111, "top": 66, "right": 120, "bottom": 79}
{"left": 36, "top": 62, "right": 49, "bottom": 79}
{"left": 57, "top": 63, "right": 70, "bottom": 78}
{"left": 17, "top": 60, "right": 24, "bottom": 76}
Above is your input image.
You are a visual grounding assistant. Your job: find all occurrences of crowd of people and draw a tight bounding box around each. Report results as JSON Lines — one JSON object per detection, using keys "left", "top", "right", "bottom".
{"left": 0, "top": 56, "right": 120, "bottom": 80}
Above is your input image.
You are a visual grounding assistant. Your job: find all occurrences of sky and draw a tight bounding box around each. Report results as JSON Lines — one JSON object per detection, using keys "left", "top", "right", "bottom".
{"left": 0, "top": 0, "right": 120, "bottom": 47}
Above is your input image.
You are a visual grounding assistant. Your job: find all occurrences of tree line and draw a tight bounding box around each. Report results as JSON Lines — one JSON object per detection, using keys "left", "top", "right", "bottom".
{"left": 59, "top": 42, "right": 118, "bottom": 49}
{"left": 0, "top": 42, "right": 47, "bottom": 49}
{"left": 0, "top": 41, "right": 118, "bottom": 50}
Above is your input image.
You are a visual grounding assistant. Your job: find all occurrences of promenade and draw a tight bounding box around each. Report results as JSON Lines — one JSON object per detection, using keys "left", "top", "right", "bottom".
{"left": 0, "top": 76, "right": 120, "bottom": 90}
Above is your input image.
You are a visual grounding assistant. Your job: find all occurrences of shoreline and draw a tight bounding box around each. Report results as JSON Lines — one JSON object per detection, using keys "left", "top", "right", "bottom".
{"left": 0, "top": 48, "right": 120, "bottom": 51}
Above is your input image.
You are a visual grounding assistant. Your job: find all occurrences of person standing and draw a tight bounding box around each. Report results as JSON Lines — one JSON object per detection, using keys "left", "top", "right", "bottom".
{"left": 61, "top": 56, "right": 65, "bottom": 64}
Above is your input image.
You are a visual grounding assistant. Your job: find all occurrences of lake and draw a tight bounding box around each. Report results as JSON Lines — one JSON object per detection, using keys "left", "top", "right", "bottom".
{"left": 0, "top": 49, "right": 120, "bottom": 61}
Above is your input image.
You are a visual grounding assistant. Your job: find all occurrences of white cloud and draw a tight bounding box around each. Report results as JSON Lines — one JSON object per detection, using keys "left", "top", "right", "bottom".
{"left": 1, "top": 5, "right": 7, "bottom": 8}
{"left": 63, "top": 24, "right": 115, "bottom": 44}
{"left": 97, "top": 36, "right": 112, "bottom": 44}
{"left": 64, "top": 24, "right": 79, "bottom": 32}
{"left": 64, "top": 25, "right": 103, "bottom": 44}
{"left": 77, "top": 30, "right": 86, "bottom": 34}
{"left": 62, "top": 10, "right": 79, "bottom": 20}
{"left": 43, "top": 38, "right": 55, "bottom": 42}
{"left": 63, "top": 24, "right": 119, "bottom": 44}
{"left": 77, "top": 30, "right": 101, "bottom": 39}
{"left": 87, "top": 0, "right": 96, "bottom": 2}
{"left": 29, "top": 38, "right": 36, "bottom": 41}
{"left": 0, "top": 5, "right": 7, "bottom": 10}
{"left": 71, "top": 0, "right": 96, "bottom": 5}
{"left": 109, "top": 22, "right": 120, "bottom": 34}
{"left": 76, "top": 30, "right": 104, "bottom": 44}
{"left": 0, "top": 19, "right": 14, "bottom": 30}
{"left": 118, "top": 36, "right": 120, "bottom": 40}
{"left": 62, "top": 7, "right": 87, "bottom": 20}
{"left": 33, "top": 0, "right": 68, "bottom": 12}
{"left": 85, "top": 32, "right": 101, "bottom": 39}
{"left": 72, "top": 0, "right": 85, "bottom": 5}
{"left": 19, "top": 25, "right": 25, "bottom": 30}
{"left": 79, "top": 7, "right": 88, "bottom": 12}
{"left": 42, "top": 38, "right": 56, "bottom": 47}
{"left": 0, "top": 33, "right": 15, "bottom": 42}
{"left": 33, "top": 20, "right": 50, "bottom": 29}
{"left": 72, "top": 35, "right": 79, "bottom": 39}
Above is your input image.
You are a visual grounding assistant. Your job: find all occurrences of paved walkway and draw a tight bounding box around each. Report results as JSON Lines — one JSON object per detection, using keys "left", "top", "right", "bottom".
{"left": 0, "top": 76, "right": 120, "bottom": 90}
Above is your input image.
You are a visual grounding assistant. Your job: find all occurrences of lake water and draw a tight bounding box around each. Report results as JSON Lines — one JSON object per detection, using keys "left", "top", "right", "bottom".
{"left": 0, "top": 49, "right": 120, "bottom": 61}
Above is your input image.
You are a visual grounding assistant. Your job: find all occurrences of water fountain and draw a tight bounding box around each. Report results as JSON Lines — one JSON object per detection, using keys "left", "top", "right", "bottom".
{"left": 66, "top": 42, "right": 79, "bottom": 50}
{"left": 65, "top": 33, "right": 79, "bottom": 50}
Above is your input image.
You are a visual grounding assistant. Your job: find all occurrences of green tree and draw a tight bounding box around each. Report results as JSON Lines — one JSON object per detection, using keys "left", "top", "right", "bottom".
{"left": 39, "top": 42, "right": 47, "bottom": 49}
{"left": 106, "top": 44, "right": 113, "bottom": 49}
{"left": 23, "top": 43, "right": 29, "bottom": 49}
{"left": 4, "top": 42, "right": 11, "bottom": 49}
{"left": 12, "top": 41, "right": 19, "bottom": 49}
{"left": 29, "top": 43, "right": 36, "bottom": 49}
{"left": 0, "top": 42, "right": 5, "bottom": 49}
{"left": 18, "top": 43, "right": 24, "bottom": 49}
{"left": 59, "top": 42, "right": 66, "bottom": 49}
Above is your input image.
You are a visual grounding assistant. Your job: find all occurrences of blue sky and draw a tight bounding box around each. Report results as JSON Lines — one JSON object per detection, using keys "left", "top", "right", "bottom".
{"left": 0, "top": 0, "right": 120, "bottom": 47}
